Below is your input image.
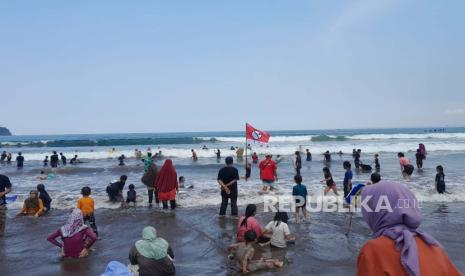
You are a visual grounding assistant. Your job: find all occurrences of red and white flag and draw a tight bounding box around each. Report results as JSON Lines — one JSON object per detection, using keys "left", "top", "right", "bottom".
{"left": 246, "top": 123, "right": 270, "bottom": 143}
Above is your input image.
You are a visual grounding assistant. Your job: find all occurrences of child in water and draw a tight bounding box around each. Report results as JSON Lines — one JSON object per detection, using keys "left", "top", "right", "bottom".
{"left": 178, "top": 176, "right": 194, "bottom": 189}
{"left": 292, "top": 175, "right": 308, "bottom": 223}
{"left": 262, "top": 212, "right": 295, "bottom": 248}
{"left": 435, "top": 165, "right": 446, "bottom": 194}
{"left": 321, "top": 167, "right": 339, "bottom": 196}
{"left": 77, "top": 186, "right": 98, "bottom": 236}
{"left": 228, "top": 230, "right": 284, "bottom": 274}
{"left": 126, "top": 184, "right": 136, "bottom": 207}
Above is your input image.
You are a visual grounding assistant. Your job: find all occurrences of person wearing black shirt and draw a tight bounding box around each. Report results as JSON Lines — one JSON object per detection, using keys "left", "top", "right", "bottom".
{"left": 217, "top": 156, "right": 239, "bottom": 216}
{"left": 106, "top": 175, "right": 128, "bottom": 202}
{"left": 50, "top": 151, "right": 59, "bottom": 168}
{"left": 37, "top": 184, "right": 52, "bottom": 212}
{"left": 16, "top": 152, "right": 24, "bottom": 168}
{"left": 354, "top": 149, "right": 361, "bottom": 169}
{"left": 294, "top": 151, "right": 302, "bottom": 175}
{"left": 0, "top": 174, "right": 12, "bottom": 235}
{"left": 306, "top": 149, "right": 312, "bottom": 161}
{"left": 60, "top": 153, "right": 67, "bottom": 165}
{"left": 0, "top": 151, "right": 6, "bottom": 162}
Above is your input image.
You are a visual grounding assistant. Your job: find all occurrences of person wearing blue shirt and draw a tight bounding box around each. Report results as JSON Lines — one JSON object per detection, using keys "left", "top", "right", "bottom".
{"left": 292, "top": 175, "right": 308, "bottom": 223}
{"left": 343, "top": 161, "right": 353, "bottom": 198}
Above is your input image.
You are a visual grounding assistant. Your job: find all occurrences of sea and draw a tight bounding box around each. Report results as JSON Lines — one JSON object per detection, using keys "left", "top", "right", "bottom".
{"left": 1, "top": 127, "right": 465, "bottom": 211}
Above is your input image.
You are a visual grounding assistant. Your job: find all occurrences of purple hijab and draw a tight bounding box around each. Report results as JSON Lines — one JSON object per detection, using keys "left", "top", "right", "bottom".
{"left": 361, "top": 181, "right": 441, "bottom": 276}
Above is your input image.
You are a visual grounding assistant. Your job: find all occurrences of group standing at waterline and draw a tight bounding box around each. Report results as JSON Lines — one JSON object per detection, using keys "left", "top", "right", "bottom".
{"left": 0, "top": 142, "right": 456, "bottom": 275}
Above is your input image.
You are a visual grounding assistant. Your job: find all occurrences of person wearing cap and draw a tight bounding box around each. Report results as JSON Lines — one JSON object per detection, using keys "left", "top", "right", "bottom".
{"left": 259, "top": 154, "right": 278, "bottom": 192}
{"left": 217, "top": 157, "right": 240, "bottom": 216}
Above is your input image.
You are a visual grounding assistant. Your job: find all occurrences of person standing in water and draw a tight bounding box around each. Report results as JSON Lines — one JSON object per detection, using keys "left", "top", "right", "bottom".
{"left": 415, "top": 149, "right": 423, "bottom": 169}
{"left": 323, "top": 151, "right": 331, "bottom": 163}
{"left": 373, "top": 153, "right": 380, "bottom": 171}
{"left": 118, "top": 154, "right": 126, "bottom": 166}
{"left": 251, "top": 152, "right": 258, "bottom": 164}
{"left": 293, "top": 151, "right": 302, "bottom": 175}
{"left": 77, "top": 186, "right": 98, "bottom": 236}
{"left": 354, "top": 149, "right": 361, "bottom": 169}
{"left": 43, "top": 156, "right": 49, "bottom": 167}
{"left": 343, "top": 161, "right": 353, "bottom": 198}
{"left": 306, "top": 149, "right": 312, "bottom": 161}
{"left": 6, "top": 153, "right": 12, "bottom": 163}
{"left": 191, "top": 149, "right": 198, "bottom": 161}
{"left": 259, "top": 154, "right": 278, "bottom": 192}
{"left": 0, "top": 174, "right": 12, "bottom": 236}
{"left": 321, "top": 167, "right": 339, "bottom": 196}
{"left": 398, "top": 152, "right": 414, "bottom": 180}
{"left": 50, "top": 151, "right": 59, "bottom": 168}
{"left": 154, "top": 160, "right": 178, "bottom": 210}
{"left": 60, "top": 153, "right": 67, "bottom": 166}
{"left": 292, "top": 175, "right": 308, "bottom": 223}
{"left": 16, "top": 152, "right": 24, "bottom": 169}
{"left": 435, "top": 165, "right": 446, "bottom": 194}
{"left": 215, "top": 149, "right": 221, "bottom": 160}
{"left": 0, "top": 151, "right": 6, "bottom": 162}
{"left": 217, "top": 156, "right": 239, "bottom": 217}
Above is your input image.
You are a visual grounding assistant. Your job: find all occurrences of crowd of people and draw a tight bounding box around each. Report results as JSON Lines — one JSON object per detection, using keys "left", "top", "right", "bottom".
{"left": 0, "top": 142, "right": 458, "bottom": 275}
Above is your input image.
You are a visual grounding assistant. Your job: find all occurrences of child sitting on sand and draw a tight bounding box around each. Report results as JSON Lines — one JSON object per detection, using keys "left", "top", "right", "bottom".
{"left": 77, "top": 186, "right": 99, "bottom": 236}
{"left": 262, "top": 212, "right": 294, "bottom": 248}
{"left": 126, "top": 184, "right": 136, "bottom": 207}
{"left": 292, "top": 175, "right": 308, "bottom": 223}
{"left": 435, "top": 165, "right": 446, "bottom": 194}
{"left": 228, "top": 230, "right": 284, "bottom": 274}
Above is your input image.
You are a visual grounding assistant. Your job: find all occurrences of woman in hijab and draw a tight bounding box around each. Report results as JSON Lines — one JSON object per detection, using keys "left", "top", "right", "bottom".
{"left": 17, "top": 190, "right": 44, "bottom": 217}
{"left": 129, "top": 226, "right": 175, "bottom": 276}
{"left": 47, "top": 208, "right": 97, "bottom": 258}
{"left": 357, "top": 181, "right": 460, "bottom": 276}
{"left": 37, "top": 184, "right": 52, "bottom": 212}
{"left": 154, "top": 159, "right": 178, "bottom": 210}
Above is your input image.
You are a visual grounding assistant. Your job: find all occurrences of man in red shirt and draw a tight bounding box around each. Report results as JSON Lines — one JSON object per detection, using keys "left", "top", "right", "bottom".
{"left": 259, "top": 153, "right": 278, "bottom": 191}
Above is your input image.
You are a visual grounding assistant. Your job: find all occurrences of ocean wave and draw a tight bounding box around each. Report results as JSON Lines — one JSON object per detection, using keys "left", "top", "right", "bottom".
{"left": 2, "top": 132, "right": 465, "bottom": 148}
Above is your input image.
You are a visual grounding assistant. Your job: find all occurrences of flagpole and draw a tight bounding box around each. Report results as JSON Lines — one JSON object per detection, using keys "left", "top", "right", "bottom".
{"left": 245, "top": 123, "right": 248, "bottom": 171}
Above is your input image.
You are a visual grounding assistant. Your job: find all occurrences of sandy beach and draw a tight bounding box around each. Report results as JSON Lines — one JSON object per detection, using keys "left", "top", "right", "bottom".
{"left": 1, "top": 201, "right": 464, "bottom": 276}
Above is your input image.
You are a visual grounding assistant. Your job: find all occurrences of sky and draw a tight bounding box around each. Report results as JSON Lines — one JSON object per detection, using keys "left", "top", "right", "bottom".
{"left": 1, "top": 0, "right": 464, "bottom": 135}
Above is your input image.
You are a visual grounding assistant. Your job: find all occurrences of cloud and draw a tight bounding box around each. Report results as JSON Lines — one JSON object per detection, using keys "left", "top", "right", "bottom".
{"left": 445, "top": 108, "right": 465, "bottom": 115}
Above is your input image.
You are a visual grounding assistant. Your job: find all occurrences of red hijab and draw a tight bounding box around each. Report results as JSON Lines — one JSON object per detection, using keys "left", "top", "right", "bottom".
{"left": 154, "top": 159, "right": 178, "bottom": 193}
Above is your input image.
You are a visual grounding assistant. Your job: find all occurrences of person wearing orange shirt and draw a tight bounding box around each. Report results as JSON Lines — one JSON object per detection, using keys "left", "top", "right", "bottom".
{"left": 18, "top": 190, "right": 44, "bottom": 217}
{"left": 77, "top": 186, "right": 98, "bottom": 236}
{"left": 357, "top": 181, "right": 460, "bottom": 276}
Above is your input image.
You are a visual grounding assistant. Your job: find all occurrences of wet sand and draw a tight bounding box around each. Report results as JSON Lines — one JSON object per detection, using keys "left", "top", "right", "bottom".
{"left": 1, "top": 203, "right": 464, "bottom": 276}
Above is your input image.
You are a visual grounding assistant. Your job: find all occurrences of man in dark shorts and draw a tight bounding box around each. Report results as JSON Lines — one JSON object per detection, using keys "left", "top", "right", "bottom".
{"left": 217, "top": 157, "right": 239, "bottom": 216}
{"left": 0, "top": 174, "right": 12, "bottom": 236}
{"left": 106, "top": 175, "right": 128, "bottom": 202}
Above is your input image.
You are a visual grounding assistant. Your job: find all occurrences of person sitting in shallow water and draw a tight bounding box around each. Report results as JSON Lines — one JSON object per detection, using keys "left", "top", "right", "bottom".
{"left": 37, "top": 170, "right": 48, "bottom": 180}
{"left": 129, "top": 226, "right": 175, "bottom": 276}
{"left": 47, "top": 208, "right": 97, "bottom": 259}
{"left": 357, "top": 181, "right": 460, "bottom": 276}
{"left": 228, "top": 230, "right": 284, "bottom": 274}
{"left": 37, "top": 184, "right": 52, "bottom": 213}
{"left": 17, "top": 190, "right": 44, "bottom": 217}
